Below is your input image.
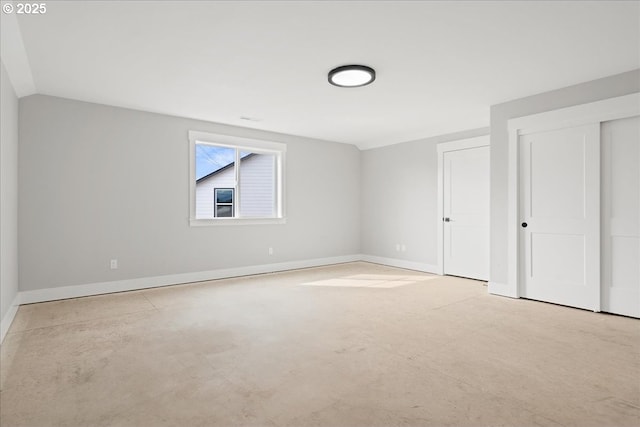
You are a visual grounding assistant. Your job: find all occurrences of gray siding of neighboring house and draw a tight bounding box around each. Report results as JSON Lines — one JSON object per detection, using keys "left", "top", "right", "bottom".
{"left": 239, "top": 154, "right": 276, "bottom": 218}
{"left": 195, "top": 154, "right": 275, "bottom": 219}
{"left": 195, "top": 166, "right": 235, "bottom": 219}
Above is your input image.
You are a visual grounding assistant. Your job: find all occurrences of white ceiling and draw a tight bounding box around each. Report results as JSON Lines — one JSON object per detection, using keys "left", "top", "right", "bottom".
{"left": 2, "top": 1, "right": 639, "bottom": 149}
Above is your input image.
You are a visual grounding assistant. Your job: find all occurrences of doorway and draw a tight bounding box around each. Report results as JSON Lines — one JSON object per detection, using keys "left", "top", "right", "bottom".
{"left": 437, "top": 136, "right": 490, "bottom": 281}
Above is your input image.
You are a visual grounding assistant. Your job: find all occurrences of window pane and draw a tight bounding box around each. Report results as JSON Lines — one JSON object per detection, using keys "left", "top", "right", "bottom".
{"left": 239, "top": 152, "right": 276, "bottom": 218}
{"left": 195, "top": 144, "right": 235, "bottom": 179}
{"left": 215, "top": 205, "right": 233, "bottom": 217}
{"left": 215, "top": 189, "right": 233, "bottom": 204}
{"left": 190, "top": 132, "right": 285, "bottom": 223}
{"left": 195, "top": 143, "right": 235, "bottom": 219}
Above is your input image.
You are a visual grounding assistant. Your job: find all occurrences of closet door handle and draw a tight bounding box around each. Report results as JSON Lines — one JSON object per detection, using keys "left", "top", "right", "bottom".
{"left": 522, "top": 222, "right": 528, "bottom": 228}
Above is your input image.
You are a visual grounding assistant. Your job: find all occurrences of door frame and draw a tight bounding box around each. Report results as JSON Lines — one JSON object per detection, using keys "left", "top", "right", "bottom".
{"left": 436, "top": 135, "right": 490, "bottom": 276}
{"left": 497, "top": 93, "right": 640, "bottom": 301}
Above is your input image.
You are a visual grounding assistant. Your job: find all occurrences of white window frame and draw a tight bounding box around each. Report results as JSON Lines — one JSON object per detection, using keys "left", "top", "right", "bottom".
{"left": 189, "top": 130, "right": 286, "bottom": 226}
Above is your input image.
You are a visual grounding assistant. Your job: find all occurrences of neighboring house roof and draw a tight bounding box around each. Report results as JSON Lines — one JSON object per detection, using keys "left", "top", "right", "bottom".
{"left": 196, "top": 153, "right": 256, "bottom": 183}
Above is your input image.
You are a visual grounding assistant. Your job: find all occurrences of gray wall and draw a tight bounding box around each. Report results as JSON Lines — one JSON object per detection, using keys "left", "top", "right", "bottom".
{"left": 18, "top": 95, "right": 361, "bottom": 291}
{"left": 1, "top": 61, "right": 19, "bottom": 320}
{"left": 490, "top": 69, "right": 640, "bottom": 285}
{"left": 14, "top": 69, "right": 640, "bottom": 293}
{"left": 361, "top": 128, "right": 489, "bottom": 267}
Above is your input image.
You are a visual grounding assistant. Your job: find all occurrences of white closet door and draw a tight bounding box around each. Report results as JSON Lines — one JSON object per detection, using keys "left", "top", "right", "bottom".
{"left": 443, "top": 146, "right": 490, "bottom": 281}
{"left": 519, "top": 124, "right": 600, "bottom": 311}
{"left": 602, "top": 116, "right": 640, "bottom": 318}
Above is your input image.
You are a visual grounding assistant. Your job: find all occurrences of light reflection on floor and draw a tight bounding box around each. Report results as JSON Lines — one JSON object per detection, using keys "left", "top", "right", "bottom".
{"left": 301, "top": 273, "right": 439, "bottom": 288}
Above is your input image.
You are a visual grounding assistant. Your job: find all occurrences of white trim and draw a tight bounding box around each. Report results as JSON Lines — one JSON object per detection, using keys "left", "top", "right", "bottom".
{"left": 189, "top": 131, "right": 287, "bottom": 153}
{"left": 436, "top": 135, "right": 490, "bottom": 276}
{"left": 1, "top": 295, "right": 20, "bottom": 344}
{"left": 360, "top": 255, "right": 438, "bottom": 274}
{"left": 505, "top": 93, "right": 640, "bottom": 299}
{"left": 507, "top": 126, "right": 520, "bottom": 298}
{"left": 436, "top": 135, "right": 489, "bottom": 154}
{"left": 0, "top": 253, "right": 445, "bottom": 344}
{"left": 10, "top": 254, "right": 443, "bottom": 309}
{"left": 190, "top": 217, "right": 286, "bottom": 226}
{"left": 508, "top": 93, "right": 640, "bottom": 136}
{"left": 0, "top": 7, "right": 36, "bottom": 97}
{"left": 488, "top": 282, "right": 518, "bottom": 298}
{"left": 17, "top": 255, "right": 362, "bottom": 305}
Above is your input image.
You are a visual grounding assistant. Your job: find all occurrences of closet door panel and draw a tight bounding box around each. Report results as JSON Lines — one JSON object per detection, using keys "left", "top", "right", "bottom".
{"left": 601, "top": 115, "right": 640, "bottom": 318}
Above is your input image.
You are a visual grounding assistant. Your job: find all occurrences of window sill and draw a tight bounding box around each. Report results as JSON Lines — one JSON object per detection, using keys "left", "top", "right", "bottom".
{"left": 190, "top": 217, "right": 287, "bottom": 227}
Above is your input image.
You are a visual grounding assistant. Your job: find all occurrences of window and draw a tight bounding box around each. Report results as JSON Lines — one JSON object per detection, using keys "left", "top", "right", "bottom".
{"left": 214, "top": 188, "right": 234, "bottom": 217}
{"left": 189, "top": 131, "right": 286, "bottom": 225}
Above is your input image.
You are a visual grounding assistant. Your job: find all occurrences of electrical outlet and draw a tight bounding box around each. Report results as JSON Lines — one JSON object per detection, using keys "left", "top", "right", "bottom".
{"left": 401, "top": 244, "right": 406, "bottom": 252}
{"left": 268, "top": 247, "right": 274, "bottom": 256}
{"left": 395, "top": 244, "right": 400, "bottom": 252}
{"left": 110, "top": 259, "right": 118, "bottom": 270}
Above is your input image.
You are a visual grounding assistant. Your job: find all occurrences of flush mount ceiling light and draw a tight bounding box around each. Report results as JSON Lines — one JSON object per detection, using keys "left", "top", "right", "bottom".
{"left": 328, "top": 65, "right": 376, "bottom": 87}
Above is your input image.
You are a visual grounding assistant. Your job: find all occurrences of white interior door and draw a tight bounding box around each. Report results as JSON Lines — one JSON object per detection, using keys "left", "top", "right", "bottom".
{"left": 443, "top": 146, "right": 489, "bottom": 281}
{"left": 602, "top": 116, "right": 640, "bottom": 318}
{"left": 519, "top": 124, "right": 600, "bottom": 311}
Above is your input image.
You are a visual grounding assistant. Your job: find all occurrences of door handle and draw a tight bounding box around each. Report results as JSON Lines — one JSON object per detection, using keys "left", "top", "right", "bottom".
{"left": 444, "top": 217, "right": 451, "bottom": 222}
{"left": 521, "top": 222, "right": 528, "bottom": 228}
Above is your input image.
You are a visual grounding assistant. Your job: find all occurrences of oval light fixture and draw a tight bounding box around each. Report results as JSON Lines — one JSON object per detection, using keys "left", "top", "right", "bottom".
{"left": 328, "top": 65, "right": 376, "bottom": 87}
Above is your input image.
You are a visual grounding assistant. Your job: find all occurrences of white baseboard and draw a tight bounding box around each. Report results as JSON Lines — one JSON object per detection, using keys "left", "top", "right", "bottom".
{"left": 17, "top": 255, "right": 362, "bottom": 306}
{"left": 16, "top": 254, "right": 439, "bottom": 306}
{"left": 3, "top": 254, "right": 441, "bottom": 344}
{"left": 1, "top": 295, "right": 20, "bottom": 344}
{"left": 360, "top": 255, "right": 438, "bottom": 274}
{"left": 488, "top": 281, "right": 519, "bottom": 298}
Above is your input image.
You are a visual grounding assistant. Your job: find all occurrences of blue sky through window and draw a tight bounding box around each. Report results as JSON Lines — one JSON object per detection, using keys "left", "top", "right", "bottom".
{"left": 195, "top": 145, "right": 254, "bottom": 180}
{"left": 195, "top": 144, "right": 235, "bottom": 180}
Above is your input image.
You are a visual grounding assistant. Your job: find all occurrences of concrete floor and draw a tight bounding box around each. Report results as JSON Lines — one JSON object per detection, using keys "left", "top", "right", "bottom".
{"left": 1, "top": 262, "right": 638, "bottom": 427}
